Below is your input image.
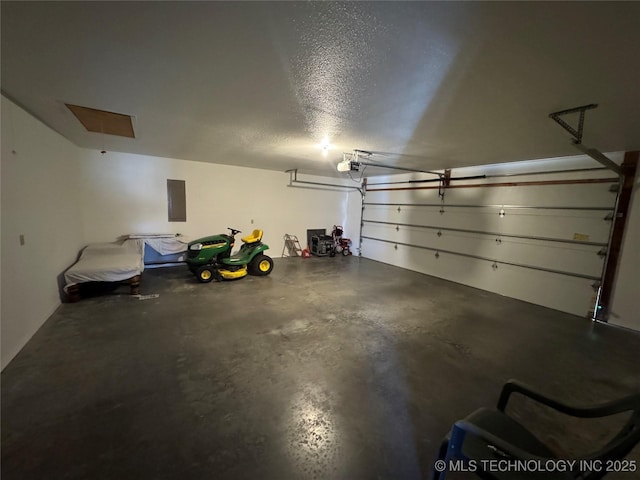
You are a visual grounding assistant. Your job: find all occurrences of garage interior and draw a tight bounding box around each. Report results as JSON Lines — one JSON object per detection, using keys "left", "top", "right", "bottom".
{"left": 1, "top": 2, "right": 639, "bottom": 479}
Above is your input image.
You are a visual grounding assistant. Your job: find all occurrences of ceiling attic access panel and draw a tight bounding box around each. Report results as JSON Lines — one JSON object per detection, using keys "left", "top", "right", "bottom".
{"left": 65, "top": 104, "right": 135, "bottom": 138}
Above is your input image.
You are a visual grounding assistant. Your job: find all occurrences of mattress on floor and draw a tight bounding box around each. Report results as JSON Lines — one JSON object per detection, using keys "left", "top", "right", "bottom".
{"left": 64, "top": 241, "right": 144, "bottom": 290}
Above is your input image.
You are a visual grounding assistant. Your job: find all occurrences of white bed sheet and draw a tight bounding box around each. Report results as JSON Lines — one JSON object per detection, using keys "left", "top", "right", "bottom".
{"left": 64, "top": 241, "right": 144, "bottom": 290}
{"left": 142, "top": 237, "right": 189, "bottom": 255}
{"left": 125, "top": 234, "right": 190, "bottom": 255}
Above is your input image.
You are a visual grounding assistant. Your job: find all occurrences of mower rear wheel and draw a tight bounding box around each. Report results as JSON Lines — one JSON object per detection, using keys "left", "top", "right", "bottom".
{"left": 249, "top": 254, "right": 273, "bottom": 276}
{"left": 196, "top": 265, "right": 215, "bottom": 283}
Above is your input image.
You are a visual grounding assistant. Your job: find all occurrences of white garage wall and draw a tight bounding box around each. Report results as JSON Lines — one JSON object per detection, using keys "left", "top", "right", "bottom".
{"left": 1, "top": 96, "right": 85, "bottom": 369}
{"left": 346, "top": 190, "right": 363, "bottom": 252}
{"left": 361, "top": 156, "right": 624, "bottom": 318}
{"left": 77, "top": 150, "right": 360, "bottom": 254}
{"left": 610, "top": 174, "right": 640, "bottom": 330}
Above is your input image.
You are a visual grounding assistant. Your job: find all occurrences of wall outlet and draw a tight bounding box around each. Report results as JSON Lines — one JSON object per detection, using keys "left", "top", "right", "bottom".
{"left": 19, "top": 234, "right": 25, "bottom": 246}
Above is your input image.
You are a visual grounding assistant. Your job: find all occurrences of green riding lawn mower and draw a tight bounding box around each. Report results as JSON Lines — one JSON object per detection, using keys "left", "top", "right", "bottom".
{"left": 186, "top": 228, "right": 274, "bottom": 283}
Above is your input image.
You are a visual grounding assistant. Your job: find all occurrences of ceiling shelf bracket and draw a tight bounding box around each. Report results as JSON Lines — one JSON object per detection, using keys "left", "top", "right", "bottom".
{"left": 549, "top": 104, "right": 622, "bottom": 175}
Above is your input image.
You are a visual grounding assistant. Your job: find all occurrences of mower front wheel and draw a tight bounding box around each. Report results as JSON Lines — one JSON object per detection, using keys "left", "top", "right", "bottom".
{"left": 249, "top": 254, "right": 274, "bottom": 276}
{"left": 196, "top": 265, "right": 216, "bottom": 283}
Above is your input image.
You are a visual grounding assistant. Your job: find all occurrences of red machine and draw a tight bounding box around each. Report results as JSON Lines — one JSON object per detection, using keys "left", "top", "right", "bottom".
{"left": 332, "top": 225, "right": 352, "bottom": 256}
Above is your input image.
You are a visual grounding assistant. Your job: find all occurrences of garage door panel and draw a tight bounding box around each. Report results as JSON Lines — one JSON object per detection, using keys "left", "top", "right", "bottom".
{"left": 361, "top": 223, "right": 603, "bottom": 278}
{"left": 364, "top": 208, "right": 610, "bottom": 244}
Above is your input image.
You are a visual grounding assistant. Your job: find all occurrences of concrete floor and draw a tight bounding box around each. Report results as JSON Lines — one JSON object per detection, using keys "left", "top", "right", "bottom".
{"left": 2, "top": 257, "right": 639, "bottom": 479}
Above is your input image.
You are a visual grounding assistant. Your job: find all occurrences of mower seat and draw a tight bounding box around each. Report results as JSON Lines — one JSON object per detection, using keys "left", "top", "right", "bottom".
{"left": 241, "top": 229, "right": 263, "bottom": 244}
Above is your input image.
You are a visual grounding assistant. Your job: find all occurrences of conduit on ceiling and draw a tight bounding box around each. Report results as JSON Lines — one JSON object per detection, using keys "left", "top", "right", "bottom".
{"left": 286, "top": 169, "right": 363, "bottom": 195}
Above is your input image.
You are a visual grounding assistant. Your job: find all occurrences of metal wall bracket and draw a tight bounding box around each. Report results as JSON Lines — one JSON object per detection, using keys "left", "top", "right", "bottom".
{"left": 572, "top": 142, "right": 622, "bottom": 175}
{"left": 438, "top": 169, "right": 451, "bottom": 200}
{"left": 549, "top": 104, "right": 622, "bottom": 175}
{"left": 549, "top": 104, "right": 598, "bottom": 144}
{"left": 597, "top": 247, "right": 607, "bottom": 258}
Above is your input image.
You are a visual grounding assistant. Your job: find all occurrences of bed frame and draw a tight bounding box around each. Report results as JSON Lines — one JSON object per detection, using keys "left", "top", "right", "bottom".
{"left": 65, "top": 274, "right": 141, "bottom": 302}
{"left": 64, "top": 241, "right": 145, "bottom": 302}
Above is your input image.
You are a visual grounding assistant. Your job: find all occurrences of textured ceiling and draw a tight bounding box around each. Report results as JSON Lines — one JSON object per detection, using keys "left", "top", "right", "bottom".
{"left": 2, "top": 1, "right": 639, "bottom": 176}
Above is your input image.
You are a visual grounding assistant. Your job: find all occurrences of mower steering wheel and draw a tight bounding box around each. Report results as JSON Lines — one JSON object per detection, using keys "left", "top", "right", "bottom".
{"left": 228, "top": 227, "right": 242, "bottom": 236}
